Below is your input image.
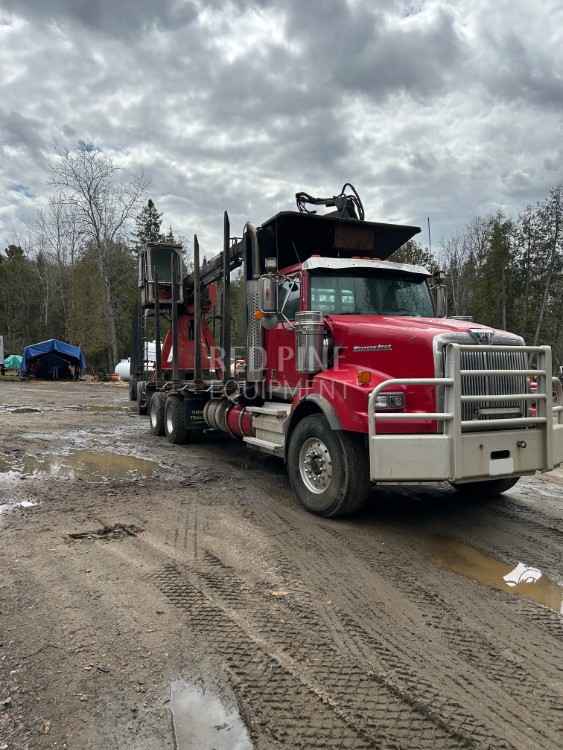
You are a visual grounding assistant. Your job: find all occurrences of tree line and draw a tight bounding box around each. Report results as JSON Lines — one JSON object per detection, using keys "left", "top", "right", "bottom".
{"left": 0, "top": 144, "right": 561, "bottom": 371}
{"left": 0, "top": 144, "right": 176, "bottom": 372}
{"left": 440, "top": 186, "right": 563, "bottom": 366}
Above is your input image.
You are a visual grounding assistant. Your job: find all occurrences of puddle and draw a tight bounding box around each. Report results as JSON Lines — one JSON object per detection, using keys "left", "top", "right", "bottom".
{"left": 0, "top": 405, "right": 42, "bottom": 414}
{"left": 66, "top": 404, "right": 129, "bottom": 413}
{"left": 0, "top": 499, "right": 37, "bottom": 517}
{"left": 23, "top": 450, "right": 158, "bottom": 482}
{"left": 170, "top": 680, "right": 252, "bottom": 750}
{"left": 430, "top": 536, "right": 563, "bottom": 614}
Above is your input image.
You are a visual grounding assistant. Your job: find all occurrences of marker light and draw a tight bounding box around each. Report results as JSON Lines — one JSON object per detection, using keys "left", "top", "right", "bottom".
{"left": 357, "top": 370, "right": 372, "bottom": 386}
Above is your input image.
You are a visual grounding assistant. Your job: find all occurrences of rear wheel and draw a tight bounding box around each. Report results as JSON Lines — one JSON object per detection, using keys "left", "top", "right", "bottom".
{"left": 128, "top": 378, "right": 137, "bottom": 402}
{"left": 136, "top": 381, "right": 148, "bottom": 415}
{"left": 149, "top": 392, "right": 166, "bottom": 436}
{"left": 165, "top": 396, "right": 188, "bottom": 444}
{"left": 287, "top": 414, "right": 370, "bottom": 517}
{"left": 451, "top": 477, "right": 519, "bottom": 497}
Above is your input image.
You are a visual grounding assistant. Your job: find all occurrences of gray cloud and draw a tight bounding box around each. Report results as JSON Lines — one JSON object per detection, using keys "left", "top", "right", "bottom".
{"left": 0, "top": 0, "right": 562, "bottom": 253}
{"left": 1, "top": 0, "right": 199, "bottom": 35}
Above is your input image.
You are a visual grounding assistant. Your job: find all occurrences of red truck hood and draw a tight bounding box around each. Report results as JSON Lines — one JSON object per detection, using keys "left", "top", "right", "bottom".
{"left": 325, "top": 315, "right": 518, "bottom": 378}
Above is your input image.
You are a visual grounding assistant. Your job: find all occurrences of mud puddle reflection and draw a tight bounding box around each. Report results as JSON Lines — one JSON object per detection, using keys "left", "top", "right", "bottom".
{"left": 24, "top": 450, "right": 158, "bottom": 482}
{"left": 170, "top": 680, "right": 252, "bottom": 750}
{"left": 430, "top": 536, "right": 563, "bottom": 614}
{"left": 0, "top": 499, "right": 36, "bottom": 514}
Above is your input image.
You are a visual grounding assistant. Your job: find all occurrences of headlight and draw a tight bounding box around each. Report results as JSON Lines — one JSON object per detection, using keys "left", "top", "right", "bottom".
{"left": 375, "top": 392, "right": 405, "bottom": 411}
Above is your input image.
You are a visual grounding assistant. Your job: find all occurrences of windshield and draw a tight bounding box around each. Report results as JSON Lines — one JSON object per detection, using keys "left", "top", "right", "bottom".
{"left": 310, "top": 271, "right": 434, "bottom": 317}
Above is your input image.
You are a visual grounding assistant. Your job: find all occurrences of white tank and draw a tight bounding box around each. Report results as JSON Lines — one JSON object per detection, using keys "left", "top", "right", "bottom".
{"left": 115, "top": 358, "right": 131, "bottom": 381}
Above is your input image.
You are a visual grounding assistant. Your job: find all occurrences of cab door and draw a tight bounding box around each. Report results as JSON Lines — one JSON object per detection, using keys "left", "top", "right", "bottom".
{"left": 263, "top": 275, "right": 302, "bottom": 392}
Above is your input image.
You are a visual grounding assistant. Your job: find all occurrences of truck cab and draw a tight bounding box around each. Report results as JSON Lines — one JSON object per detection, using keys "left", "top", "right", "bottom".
{"left": 245, "top": 210, "right": 563, "bottom": 515}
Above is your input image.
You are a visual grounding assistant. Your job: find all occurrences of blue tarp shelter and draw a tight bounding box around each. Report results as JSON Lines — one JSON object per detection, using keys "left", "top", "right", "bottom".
{"left": 21, "top": 339, "right": 86, "bottom": 380}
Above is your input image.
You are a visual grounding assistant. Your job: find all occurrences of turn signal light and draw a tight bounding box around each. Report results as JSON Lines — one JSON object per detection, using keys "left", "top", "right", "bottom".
{"left": 255, "top": 310, "right": 265, "bottom": 320}
{"left": 357, "top": 370, "right": 372, "bottom": 386}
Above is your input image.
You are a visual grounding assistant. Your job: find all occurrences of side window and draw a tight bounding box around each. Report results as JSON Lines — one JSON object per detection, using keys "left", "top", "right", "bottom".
{"left": 279, "top": 277, "right": 300, "bottom": 320}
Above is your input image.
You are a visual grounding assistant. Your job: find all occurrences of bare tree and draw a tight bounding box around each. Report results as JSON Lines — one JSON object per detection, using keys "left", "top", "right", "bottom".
{"left": 36, "top": 195, "right": 82, "bottom": 336}
{"left": 48, "top": 143, "right": 147, "bottom": 365}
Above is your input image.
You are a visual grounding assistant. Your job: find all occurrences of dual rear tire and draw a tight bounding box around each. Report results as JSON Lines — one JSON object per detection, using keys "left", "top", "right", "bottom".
{"left": 148, "top": 392, "right": 190, "bottom": 444}
{"left": 149, "top": 392, "right": 166, "bottom": 436}
{"left": 164, "top": 396, "right": 189, "bottom": 444}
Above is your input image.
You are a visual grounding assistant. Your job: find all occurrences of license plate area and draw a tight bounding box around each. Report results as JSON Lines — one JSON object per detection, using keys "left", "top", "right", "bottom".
{"left": 489, "top": 449, "right": 514, "bottom": 475}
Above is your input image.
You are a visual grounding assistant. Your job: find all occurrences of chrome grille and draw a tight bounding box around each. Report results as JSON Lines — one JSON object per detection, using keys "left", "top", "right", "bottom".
{"left": 459, "top": 349, "right": 529, "bottom": 423}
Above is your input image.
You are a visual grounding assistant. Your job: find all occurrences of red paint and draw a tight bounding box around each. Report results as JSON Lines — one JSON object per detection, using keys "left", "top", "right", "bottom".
{"left": 161, "top": 314, "right": 220, "bottom": 372}
{"left": 226, "top": 404, "right": 254, "bottom": 437}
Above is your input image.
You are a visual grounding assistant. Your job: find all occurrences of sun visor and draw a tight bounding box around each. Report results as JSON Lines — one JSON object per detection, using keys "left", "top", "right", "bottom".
{"left": 257, "top": 212, "right": 421, "bottom": 272}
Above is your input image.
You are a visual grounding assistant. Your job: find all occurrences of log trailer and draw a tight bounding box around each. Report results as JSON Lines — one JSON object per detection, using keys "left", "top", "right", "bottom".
{"left": 130, "top": 184, "right": 563, "bottom": 517}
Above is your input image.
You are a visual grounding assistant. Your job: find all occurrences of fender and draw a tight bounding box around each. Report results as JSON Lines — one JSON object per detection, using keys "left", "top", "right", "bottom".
{"left": 284, "top": 394, "right": 342, "bottom": 461}
{"left": 294, "top": 394, "right": 342, "bottom": 430}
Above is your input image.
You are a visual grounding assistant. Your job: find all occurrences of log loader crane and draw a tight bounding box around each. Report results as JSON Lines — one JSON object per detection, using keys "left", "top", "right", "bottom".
{"left": 131, "top": 184, "right": 563, "bottom": 517}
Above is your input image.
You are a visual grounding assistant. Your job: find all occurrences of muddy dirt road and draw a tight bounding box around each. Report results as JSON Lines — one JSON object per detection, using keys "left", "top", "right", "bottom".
{"left": 1, "top": 380, "right": 562, "bottom": 750}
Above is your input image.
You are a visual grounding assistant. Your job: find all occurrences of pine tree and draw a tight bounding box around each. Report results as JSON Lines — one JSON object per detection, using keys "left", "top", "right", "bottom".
{"left": 165, "top": 225, "right": 175, "bottom": 243}
{"left": 134, "top": 199, "right": 162, "bottom": 248}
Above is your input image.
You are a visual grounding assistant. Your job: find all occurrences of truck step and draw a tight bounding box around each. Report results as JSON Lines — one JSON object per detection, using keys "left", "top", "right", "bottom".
{"left": 243, "top": 436, "right": 284, "bottom": 457}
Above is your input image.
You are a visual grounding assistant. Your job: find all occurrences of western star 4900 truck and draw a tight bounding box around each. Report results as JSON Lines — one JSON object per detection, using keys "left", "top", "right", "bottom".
{"left": 131, "top": 185, "right": 563, "bottom": 517}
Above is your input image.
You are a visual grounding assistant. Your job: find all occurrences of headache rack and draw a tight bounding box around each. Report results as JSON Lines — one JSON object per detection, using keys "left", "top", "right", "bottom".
{"left": 368, "top": 344, "right": 563, "bottom": 483}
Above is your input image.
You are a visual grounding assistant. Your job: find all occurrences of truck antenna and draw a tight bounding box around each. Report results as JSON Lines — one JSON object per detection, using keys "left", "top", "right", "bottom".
{"left": 427, "top": 216, "right": 432, "bottom": 254}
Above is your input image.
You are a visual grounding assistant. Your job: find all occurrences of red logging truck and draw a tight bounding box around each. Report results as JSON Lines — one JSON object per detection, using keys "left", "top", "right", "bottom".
{"left": 130, "top": 185, "right": 563, "bottom": 517}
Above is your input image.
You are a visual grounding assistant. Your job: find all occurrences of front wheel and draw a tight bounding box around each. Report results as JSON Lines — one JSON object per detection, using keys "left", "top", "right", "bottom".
{"left": 287, "top": 415, "right": 370, "bottom": 517}
{"left": 165, "top": 396, "right": 188, "bottom": 444}
{"left": 451, "top": 477, "right": 519, "bottom": 497}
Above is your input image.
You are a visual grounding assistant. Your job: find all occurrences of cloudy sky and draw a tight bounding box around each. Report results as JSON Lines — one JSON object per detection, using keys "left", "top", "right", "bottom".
{"left": 1, "top": 0, "right": 562, "bottom": 255}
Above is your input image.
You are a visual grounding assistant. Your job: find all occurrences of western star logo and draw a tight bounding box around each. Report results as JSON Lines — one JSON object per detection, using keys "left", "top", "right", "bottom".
{"left": 352, "top": 344, "right": 393, "bottom": 352}
{"left": 469, "top": 328, "right": 495, "bottom": 345}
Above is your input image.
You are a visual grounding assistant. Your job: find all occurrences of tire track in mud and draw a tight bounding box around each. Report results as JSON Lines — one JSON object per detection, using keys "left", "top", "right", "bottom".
{"left": 147, "top": 487, "right": 519, "bottom": 750}
{"left": 225, "top": 478, "right": 563, "bottom": 750}
{"left": 136, "top": 438, "right": 563, "bottom": 748}
{"left": 153, "top": 558, "right": 503, "bottom": 750}
{"left": 311, "top": 519, "right": 563, "bottom": 749}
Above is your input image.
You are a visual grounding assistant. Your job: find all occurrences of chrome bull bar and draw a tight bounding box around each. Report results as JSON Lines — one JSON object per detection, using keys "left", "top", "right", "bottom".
{"left": 367, "top": 344, "right": 563, "bottom": 483}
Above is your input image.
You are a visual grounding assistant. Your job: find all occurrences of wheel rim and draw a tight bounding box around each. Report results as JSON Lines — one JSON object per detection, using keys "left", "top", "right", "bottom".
{"left": 299, "top": 437, "right": 333, "bottom": 494}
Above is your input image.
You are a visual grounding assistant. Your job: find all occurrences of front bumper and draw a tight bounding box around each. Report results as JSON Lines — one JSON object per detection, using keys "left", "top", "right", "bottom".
{"left": 368, "top": 344, "right": 563, "bottom": 483}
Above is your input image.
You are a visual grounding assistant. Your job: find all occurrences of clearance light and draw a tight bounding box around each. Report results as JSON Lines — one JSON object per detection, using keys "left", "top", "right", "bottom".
{"left": 375, "top": 392, "right": 405, "bottom": 411}
{"left": 357, "top": 370, "right": 372, "bottom": 386}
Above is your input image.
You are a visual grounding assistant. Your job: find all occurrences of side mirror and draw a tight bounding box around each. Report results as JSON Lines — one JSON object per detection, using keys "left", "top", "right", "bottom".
{"left": 257, "top": 276, "right": 279, "bottom": 315}
{"left": 430, "top": 270, "right": 447, "bottom": 317}
{"left": 434, "top": 285, "right": 448, "bottom": 317}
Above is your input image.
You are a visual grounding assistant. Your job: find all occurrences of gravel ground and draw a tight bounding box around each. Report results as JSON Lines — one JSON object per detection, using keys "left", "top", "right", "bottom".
{"left": 0, "top": 379, "right": 562, "bottom": 750}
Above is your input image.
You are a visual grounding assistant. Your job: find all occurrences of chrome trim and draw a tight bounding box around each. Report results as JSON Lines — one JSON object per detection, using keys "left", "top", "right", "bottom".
{"left": 433, "top": 330, "right": 526, "bottom": 432}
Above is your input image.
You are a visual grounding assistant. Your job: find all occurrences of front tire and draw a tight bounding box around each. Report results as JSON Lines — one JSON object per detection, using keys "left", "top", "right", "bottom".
{"left": 451, "top": 477, "right": 519, "bottom": 497}
{"left": 149, "top": 392, "right": 166, "bottom": 436}
{"left": 165, "top": 396, "right": 188, "bottom": 444}
{"left": 287, "top": 415, "right": 370, "bottom": 517}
